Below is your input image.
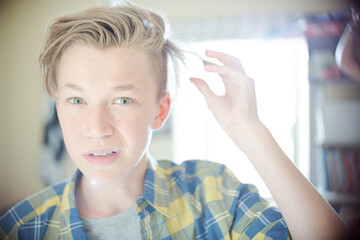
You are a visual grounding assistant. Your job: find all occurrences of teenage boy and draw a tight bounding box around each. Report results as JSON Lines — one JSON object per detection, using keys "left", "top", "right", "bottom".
{"left": 0, "top": 4, "right": 347, "bottom": 240}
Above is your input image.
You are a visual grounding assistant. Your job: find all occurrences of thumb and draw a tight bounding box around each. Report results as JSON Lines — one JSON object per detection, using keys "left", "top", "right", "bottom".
{"left": 190, "top": 77, "right": 216, "bottom": 104}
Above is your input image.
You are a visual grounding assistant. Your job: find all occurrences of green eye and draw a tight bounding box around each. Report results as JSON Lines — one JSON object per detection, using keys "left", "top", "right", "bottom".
{"left": 69, "top": 97, "right": 84, "bottom": 104}
{"left": 115, "top": 97, "right": 133, "bottom": 104}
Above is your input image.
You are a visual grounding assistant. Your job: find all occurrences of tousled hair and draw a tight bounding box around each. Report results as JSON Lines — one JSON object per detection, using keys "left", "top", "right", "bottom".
{"left": 39, "top": 3, "right": 183, "bottom": 99}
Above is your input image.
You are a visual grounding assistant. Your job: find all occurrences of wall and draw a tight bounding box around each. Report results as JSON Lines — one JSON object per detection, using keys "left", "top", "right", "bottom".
{"left": 132, "top": 0, "right": 348, "bottom": 19}
{"left": 131, "top": 0, "right": 349, "bottom": 40}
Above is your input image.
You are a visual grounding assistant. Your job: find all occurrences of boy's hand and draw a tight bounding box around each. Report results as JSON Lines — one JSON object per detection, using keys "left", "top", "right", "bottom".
{"left": 190, "top": 50, "right": 262, "bottom": 148}
{"left": 191, "top": 50, "right": 349, "bottom": 239}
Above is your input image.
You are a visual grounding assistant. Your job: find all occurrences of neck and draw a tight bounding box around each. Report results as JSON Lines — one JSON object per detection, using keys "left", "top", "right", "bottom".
{"left": 76, "top": 156, "right": 148, "bottom": 219}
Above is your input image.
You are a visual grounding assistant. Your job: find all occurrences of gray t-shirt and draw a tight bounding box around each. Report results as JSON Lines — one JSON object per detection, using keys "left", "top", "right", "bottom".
{"left": 80, "top": 206, "right": 142, "bottom": 240}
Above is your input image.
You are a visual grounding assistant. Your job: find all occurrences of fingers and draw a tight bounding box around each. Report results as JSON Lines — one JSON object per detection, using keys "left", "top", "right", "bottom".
{"left": 204, "top": 64, "right": 241, "bottom": 79}
{"left": 190, "top": 77, "right": 216, "bottom": 103}
{"left": 191, "top": 50, "right": 250, "bottom": 95}
{"left": 203, "top": 60, "right": 249, "bottom": 86}
{"left": 202, "top": 50, "right": 248, "bottom": 84}
{"left": 205, "top": 50, "right": 246, "bottom": 73}
{"left": 202, "top": 60, "right": 216, "bottom": 66}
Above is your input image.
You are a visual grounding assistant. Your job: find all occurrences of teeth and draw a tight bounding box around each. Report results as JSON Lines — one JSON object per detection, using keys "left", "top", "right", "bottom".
{"left": 91, "top": 151, "right": 114, "bottom": 157}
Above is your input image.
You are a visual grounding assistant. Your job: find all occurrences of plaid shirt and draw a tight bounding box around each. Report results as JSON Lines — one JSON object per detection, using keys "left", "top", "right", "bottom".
{"left": 0, "top": 160, "right": 290, "bottom": 239}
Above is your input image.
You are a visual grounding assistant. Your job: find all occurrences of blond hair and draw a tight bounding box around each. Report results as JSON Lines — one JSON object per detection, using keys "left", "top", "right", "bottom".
{"left": 39, "top": 4, "right": 183, "bottom": 99}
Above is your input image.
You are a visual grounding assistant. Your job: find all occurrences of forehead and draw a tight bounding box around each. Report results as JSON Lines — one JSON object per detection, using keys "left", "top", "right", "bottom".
{"left": 56, "top": 44, "right": 157, "bottom": 89}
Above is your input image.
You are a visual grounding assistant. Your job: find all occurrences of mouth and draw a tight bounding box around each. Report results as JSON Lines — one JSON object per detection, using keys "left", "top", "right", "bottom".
{"left": 90, "top": 151, "right": 116, "bottom": 157}
{"left": 83, "top": 149, "right": 120, "bottom": 166}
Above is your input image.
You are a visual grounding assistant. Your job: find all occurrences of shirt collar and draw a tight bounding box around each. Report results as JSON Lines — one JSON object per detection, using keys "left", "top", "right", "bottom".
{"left": 61, "top": 169, "right": 80, "bottom": 212}
{"left": 69, "top": 160, "right": 176, "bottom": 219}
{"left": 59, "top": 169, "right": 88, "bottom": 238}
{"left": 139, "top": 158, "right": 173, "bottom": 218}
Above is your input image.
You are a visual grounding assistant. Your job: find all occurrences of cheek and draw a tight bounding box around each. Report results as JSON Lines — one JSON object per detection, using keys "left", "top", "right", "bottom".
{"left": 116, "top": 105, "right": 157, "bottom": 129}
{"left": 116, "top": 113, "right": 153, "bottom": 144}
{"left": 57, "top": 109, "right": 82, "bottom": 147}
{"left": 117, "top": 116, "right": 149, "bottom": 136}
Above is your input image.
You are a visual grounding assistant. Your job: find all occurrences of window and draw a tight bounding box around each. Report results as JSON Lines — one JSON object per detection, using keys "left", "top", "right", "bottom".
{"left": 171, "top": 38, "right": 309, "bottom": 198}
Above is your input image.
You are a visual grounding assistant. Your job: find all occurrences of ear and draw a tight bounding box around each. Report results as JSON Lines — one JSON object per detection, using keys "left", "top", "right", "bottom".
{"left": 152, "top": 92, "right": 171, "bottom": 130}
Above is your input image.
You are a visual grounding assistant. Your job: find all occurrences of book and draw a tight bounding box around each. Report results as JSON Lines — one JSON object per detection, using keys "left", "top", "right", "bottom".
{"left": 323, "top": 147, "right": 360, "bottom": 194}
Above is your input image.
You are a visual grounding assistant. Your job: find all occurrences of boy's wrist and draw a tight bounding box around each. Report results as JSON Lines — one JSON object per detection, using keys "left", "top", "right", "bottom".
{"left": 231, "top": 120, "right": 268, "bottom": 156}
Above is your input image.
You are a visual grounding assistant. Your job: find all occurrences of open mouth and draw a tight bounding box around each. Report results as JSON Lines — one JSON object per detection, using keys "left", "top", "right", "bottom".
{"left": 84, "top": 150, "right": 120, "bottom": 166}
{"left": 90, "top": 151, "right": 116, "bottom": 157}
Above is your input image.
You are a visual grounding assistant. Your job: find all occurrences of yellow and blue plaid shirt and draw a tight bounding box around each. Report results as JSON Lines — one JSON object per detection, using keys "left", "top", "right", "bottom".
{"left": 0, "top": 160, "right": 290, "bottom": 239}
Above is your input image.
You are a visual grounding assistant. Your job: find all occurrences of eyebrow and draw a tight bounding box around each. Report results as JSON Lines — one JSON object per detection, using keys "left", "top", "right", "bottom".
{"left": 60, "top": 83, "right": 83, "bottom": 91}
{"left": 112, "top": 84, "right": 136, "bottom": 91}
{"left": 60, "top": 83, "right": 136, "bottom": 92}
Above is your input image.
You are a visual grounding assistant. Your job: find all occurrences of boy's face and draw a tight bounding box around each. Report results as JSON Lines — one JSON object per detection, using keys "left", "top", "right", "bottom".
{"left": 56, "top": 44, "right": 169, "bottom": 184}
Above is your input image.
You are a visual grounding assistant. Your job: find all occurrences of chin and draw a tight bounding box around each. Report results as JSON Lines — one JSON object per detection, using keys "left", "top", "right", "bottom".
{"left": 77, "top": 154, "right": 147, "bottom": 185}
{"left": 85, "top": 175, "right": 123, "bottom": 186}
{"left": 83, "top": 167, "right": 134, "bottom": 186}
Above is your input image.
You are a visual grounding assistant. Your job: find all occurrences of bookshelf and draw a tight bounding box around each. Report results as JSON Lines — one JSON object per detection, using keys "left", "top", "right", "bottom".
{"left": 310, "top": 82, "right": 360, "bottom": 206}
{"left": 321, "top": 191, "right": 360, "bottom": 206}
{"left": 306, "top": 12, "right": 360, "bottom": 213}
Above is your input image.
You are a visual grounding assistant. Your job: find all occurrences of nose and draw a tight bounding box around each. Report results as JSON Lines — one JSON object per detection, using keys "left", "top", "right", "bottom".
{"left": 86, "top": 105, "right": 114, "bottom": 140}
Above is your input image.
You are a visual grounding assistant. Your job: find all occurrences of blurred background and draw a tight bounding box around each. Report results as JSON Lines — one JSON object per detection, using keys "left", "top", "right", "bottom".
{"left": 1, "top": 0, "right": 359, "bottom": 224}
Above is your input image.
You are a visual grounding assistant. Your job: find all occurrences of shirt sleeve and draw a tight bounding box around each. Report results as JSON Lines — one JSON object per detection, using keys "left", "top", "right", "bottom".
{"left": 220, "top": 166, "right": 291, "bottom": 239}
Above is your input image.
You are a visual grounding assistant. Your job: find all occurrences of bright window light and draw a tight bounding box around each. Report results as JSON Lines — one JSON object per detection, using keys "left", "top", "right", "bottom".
{"left": 172, "top": 37, "right": 308, "bottom": 199}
